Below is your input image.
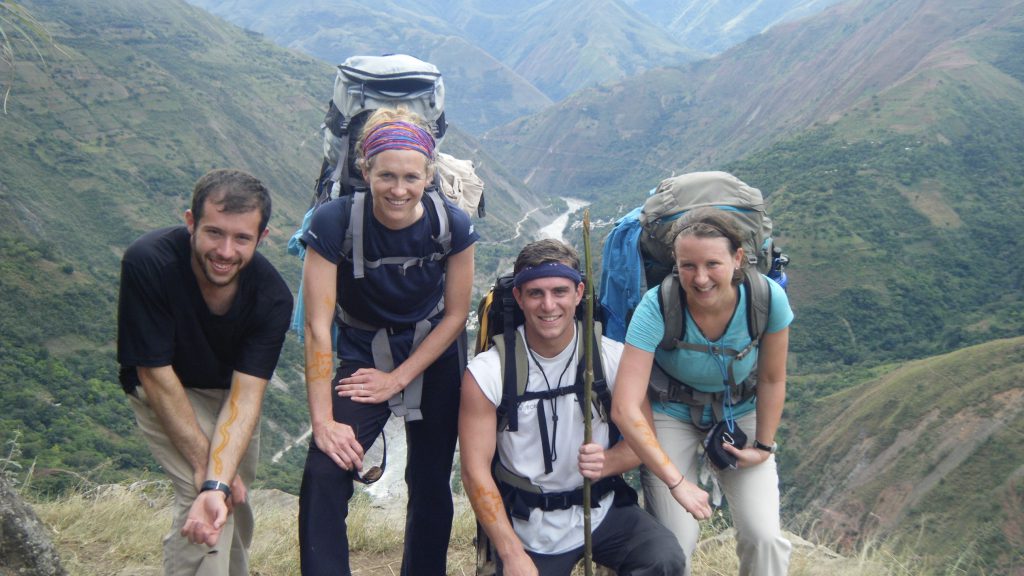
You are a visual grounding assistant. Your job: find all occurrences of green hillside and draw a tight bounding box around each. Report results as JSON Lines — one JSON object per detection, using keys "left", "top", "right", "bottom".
{"left": 0, "top": 0, "right": 541, "bottom": 493}
{"left": 487, "top": 0, "right": 1024, "bottom": 372}
{"left": 1, "top": 0, "right": 324, "bottom": 493}
{"left": 784, "top": 337, "right": 1024, "bottom": 573}
{"left": 727, "top": 86, "right": 1024, "bottom": 368}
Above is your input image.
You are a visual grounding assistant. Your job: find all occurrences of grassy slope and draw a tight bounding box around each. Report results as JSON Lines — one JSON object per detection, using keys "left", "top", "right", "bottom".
{"left": 784, "top": 337, "right": 1024, "bottom": 573}
{"left": 1, "top": 0, "right": 329, "bottom": 493}
{"left": 726, "top": 61, "right": 1024, "bottom": 369}
{"left": 29, "top": 484, "right": 931, "bottom": 575}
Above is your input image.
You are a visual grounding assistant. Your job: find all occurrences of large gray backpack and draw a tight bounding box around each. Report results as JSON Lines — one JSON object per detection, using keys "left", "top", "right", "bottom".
{"left": 288, "top": 54, "right": 484, "bottom": 343}
{"left": 639, "top": 171, "right": 776, "bottom": 284}
{"left": 638, "top": 171, "right": 785, "bottom": 425}
{"left": 314, "top": 53, "right": 483, "bottom": 216}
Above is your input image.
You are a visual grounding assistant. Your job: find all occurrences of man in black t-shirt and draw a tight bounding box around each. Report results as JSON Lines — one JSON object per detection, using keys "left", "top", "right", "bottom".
{"left": 117, "top": 169, "right": 292, "bottom": 576}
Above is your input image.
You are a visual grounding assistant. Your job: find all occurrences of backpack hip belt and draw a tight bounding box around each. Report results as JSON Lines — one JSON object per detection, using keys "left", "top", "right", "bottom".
{"left": 648, "top": 363, "right": 758, "bottom": 430}
{"left": 493, "top": 461, "right": 637, "bottom": 521}
{"left": 335, "top": 299, "right": 445, "bottom": 422}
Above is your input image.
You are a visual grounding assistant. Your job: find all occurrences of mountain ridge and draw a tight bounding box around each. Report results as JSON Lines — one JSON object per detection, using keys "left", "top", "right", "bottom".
{"left": 483, "top": 0, "right": 1024, "bottom": 195}
{"left": 186, "top": 0, "right": 701, "bottom": 129}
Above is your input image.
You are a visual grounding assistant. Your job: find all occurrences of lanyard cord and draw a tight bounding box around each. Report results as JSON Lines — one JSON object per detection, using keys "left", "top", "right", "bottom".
{"left": 525, "top": 327, "right": 578, "bottom": 471}
{"left": 706, "top": 337, "right": 736, "bottom": 432}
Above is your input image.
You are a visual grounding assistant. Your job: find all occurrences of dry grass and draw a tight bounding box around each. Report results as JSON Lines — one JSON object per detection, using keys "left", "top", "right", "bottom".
{"left": 32, "top": 482, "right": 478, "bottom": 576}
{"left": 29, "top": 483, "right": 929, "bottom": 576}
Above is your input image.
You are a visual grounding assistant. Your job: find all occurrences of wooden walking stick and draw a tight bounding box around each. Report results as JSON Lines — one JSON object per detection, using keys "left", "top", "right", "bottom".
{"left": 582, "top": 208, "right": 595, "bottom": 576}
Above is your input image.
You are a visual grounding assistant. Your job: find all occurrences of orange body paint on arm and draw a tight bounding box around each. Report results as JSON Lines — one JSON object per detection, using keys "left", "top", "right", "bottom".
{"left": 312, "top": 351, "right": 334, "bottom": 380}
{"left": 631, "top": 417, "right": 671, "bottom": 466}
{"left": 211, "top": 377, "right": 241, "bottom": 476}
{"left": 470, "top": 485, "right": 505, "bottom": 525}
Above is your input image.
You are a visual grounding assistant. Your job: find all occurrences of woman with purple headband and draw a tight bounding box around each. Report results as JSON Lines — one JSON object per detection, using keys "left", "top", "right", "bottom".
{"left": 298, "top": 107, "right": 478, "bottom": 575}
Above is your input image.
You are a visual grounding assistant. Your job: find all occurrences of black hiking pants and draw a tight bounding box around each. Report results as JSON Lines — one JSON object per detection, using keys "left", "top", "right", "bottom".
{"left": 505, "top": 504, "right": 686, "bottom": 576}
{"left": 298, "top": 351, "right": 461, "bottom": 576}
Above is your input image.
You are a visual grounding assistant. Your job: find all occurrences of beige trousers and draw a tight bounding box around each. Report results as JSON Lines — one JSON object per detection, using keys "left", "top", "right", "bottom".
{"left": 129, "top": 387, "right": 259, "bottom": 576}
{"left": 641, "top": 410, "right": 791, "bottom": 576}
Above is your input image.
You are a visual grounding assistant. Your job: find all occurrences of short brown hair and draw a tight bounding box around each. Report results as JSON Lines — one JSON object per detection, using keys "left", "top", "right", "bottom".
{"left": 513, "top": 239, "right": 580, "bottom": 275}
{"left": 191, "top": 169, "right": 272, "bottom": 234}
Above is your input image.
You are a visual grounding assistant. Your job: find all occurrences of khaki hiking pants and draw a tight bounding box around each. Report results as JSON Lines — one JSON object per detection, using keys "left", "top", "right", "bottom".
{"left": 129, "top": 387, "right": 259, "bottom": 576}
{"left": 641, "top": 410, "right": 791, "bottom": 576}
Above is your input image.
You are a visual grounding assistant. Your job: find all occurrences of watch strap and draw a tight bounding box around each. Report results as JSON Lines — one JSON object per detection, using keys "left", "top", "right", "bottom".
{"left": 753, "top": 440, "right": 778, "bottom": 454}
{"left": 200, "top": 479, "right": 232, "bottom": 500}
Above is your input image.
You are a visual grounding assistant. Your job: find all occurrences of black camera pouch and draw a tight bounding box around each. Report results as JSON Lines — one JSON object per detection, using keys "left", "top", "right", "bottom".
{"left": 703, "top": 419, "right": 747, "bottom": 470}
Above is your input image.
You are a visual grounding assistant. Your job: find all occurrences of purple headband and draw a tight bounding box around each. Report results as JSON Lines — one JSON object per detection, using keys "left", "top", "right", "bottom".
{"left": 513, "top": 262, "right": 583, "bottom": 289}
{"left": 362, "top": 121, "right": 436, "bottom": 161}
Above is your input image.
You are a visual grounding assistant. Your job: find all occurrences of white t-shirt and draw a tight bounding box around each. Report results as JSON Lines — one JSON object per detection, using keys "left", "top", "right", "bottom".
{"left": 467, "top": 325, "right": 625, "bottom": 554}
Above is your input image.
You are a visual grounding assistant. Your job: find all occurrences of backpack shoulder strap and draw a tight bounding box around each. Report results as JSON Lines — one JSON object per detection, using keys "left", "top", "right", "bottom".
{"left": 343, "top": 185, "right": 452, "bottom": 280}
{"left": 574, "top": 321, "right": 617, "bottom": 446}
{"left": 345, "top": 190, "right": 368, "bottom": 278}
{"left": 494, "top": 327, "right": 529, "bottom": 434}
{"left": 743, "top": 272, "right": 772, "bottom": 343}
{"left": 658, "top": 274, "right": 686, "bottom": 351}
{"left": 424, "top": 181, "right": 452, "bottom": 254}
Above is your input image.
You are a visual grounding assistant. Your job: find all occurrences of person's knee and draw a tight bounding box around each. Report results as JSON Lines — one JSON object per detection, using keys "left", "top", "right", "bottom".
{"left": 645, "top": 546, "right": 686, "bottom": 575}
{"left": 622, "top": 528, "right": 686, "bottom": 575}
{"left": 736, "top": 514, "right": 784, "bottom": 547}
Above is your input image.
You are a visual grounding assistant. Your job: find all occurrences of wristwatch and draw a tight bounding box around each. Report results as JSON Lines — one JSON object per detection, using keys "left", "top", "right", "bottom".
{"left": 200, "top": 479, "right": 232, "bottom": 500}
{"left": 753, "top": 440, "right": 778, "bottom": 454}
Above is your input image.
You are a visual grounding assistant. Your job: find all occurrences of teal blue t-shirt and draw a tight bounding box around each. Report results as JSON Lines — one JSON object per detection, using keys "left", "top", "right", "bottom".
{"left": 624, "top": 276, "right": 793, "bottom": 425}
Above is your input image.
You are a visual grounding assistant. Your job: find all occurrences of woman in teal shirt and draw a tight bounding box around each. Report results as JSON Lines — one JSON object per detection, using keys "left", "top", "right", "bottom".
{"left": 611, "top": 208, "right": 793, "bottom": 576}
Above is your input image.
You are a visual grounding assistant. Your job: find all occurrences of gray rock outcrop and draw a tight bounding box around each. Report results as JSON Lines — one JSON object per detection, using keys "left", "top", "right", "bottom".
{"left": 0, "top": 477, "right": 66, "bottom": 576}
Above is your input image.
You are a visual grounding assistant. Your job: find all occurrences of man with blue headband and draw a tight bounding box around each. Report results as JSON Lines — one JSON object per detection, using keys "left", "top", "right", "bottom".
{"left": 459, "top": 239, "right": 684, "bottom": 575}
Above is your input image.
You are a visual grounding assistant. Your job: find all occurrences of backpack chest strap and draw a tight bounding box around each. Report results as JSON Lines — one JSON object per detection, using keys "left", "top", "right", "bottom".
{"left": 347, "top": 188, "right": 453, "bottom": 279}
{"left": 670, "top": 339, "right": 758, "bottom": 361}
{"left": 493, "top": 462, "right": 637, "bottom": 520}
{"left": 649, "top": 363, "right": 758, "bottom": 429}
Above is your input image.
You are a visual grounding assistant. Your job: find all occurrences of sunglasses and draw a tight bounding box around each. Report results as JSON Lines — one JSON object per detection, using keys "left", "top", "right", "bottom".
{"left": 353, "top": 428, "right": 386, "bottom": 485}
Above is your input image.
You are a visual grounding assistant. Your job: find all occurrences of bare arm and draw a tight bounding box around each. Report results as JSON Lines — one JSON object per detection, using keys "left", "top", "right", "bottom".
{"left": 724, "top": 326, "right": 788, "bottom": 467}
{"left": 753, "top": 326, "right": 788, "bottom": 445}
{"left": 181, "top": 370, "right": 268, "bottom": 546}
{"left": 303, "top": 249, "right": 363, "bottom": 471}
{"left": 459, "top": 371, "right": 538, "bottom": 576}
{"left": 205, "top": 371, "right": 266, "bottom": 486}
{"left": 610, "top": 344, "right": 711, "bottom": 519}
{"left": 338, "top": 245, "right": 476, "bottom": 403}
{"left": 136, "top": 365, "right": 209, "bottom": 487}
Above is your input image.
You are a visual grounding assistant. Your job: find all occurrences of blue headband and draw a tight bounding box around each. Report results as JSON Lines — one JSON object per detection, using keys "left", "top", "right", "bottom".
{"left": 513, "top": 262, "right": 582, "bottom": 289}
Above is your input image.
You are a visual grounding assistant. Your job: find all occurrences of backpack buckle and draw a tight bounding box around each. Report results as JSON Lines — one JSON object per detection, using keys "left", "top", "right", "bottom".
{"left": 539, "top": 492, "right": 573, "bottom": 511}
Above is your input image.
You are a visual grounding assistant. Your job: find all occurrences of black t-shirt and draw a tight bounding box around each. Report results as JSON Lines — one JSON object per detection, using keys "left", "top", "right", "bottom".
{"left": 302, "top": 192, "right": 477, "bottom": 365}
{"left": 117, "top": 226, "right": 293, "bottom": 393}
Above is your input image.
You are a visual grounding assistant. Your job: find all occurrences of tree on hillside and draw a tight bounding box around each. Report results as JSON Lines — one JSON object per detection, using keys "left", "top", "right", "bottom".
{"left": 1, "top": 1, "right": 56, "bottom": 114}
